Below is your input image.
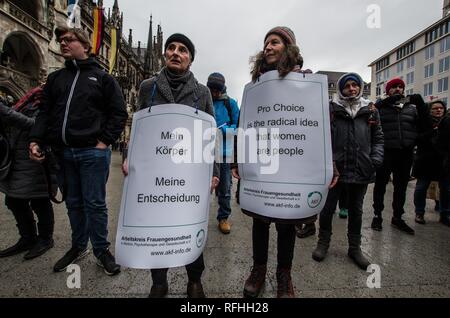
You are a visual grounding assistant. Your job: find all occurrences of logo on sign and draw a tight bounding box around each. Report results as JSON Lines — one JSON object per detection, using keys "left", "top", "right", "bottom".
{"left": 307, "top": 191, "right": 322, "bottom": 208}
{"left": 196, "top": 229, "right": 205, "bottom": 248}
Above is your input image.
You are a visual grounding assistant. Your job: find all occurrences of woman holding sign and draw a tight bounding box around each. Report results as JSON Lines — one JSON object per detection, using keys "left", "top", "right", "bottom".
{"left": 122, "top": 33, "right": 220, "bottom": 298}
{"left": 231, "top": 26, "right": 336, "bottom": 298}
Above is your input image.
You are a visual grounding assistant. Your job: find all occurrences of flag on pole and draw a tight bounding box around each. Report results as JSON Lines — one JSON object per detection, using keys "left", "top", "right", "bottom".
{"left": 91, "top": 7, "right": 104, "bottom": 56}
{"left": 67, "top": 0, "right": 81, "bottom": 28}
{"left": 109, "top": 27, "right": 120, "bottom": 74}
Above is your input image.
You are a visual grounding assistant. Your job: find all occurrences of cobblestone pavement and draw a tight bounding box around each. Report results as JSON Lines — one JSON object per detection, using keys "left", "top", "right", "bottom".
{"left": 0, "top": 151, "right": 448, "bottom": 298}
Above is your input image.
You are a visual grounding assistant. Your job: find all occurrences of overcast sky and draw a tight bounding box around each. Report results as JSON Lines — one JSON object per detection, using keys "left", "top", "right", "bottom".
{"left": 103, "top": 0, "right": 443, "bottom": 103}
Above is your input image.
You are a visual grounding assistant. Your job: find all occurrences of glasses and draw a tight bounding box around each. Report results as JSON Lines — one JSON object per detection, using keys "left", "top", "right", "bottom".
{"left": 58, "top": 37, "right": 79, "bottom": 45}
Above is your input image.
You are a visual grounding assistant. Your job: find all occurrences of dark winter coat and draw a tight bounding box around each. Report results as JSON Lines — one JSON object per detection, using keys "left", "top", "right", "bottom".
{"left": 137, "top": 67, "right": 219, "bottom": 178}
{"left": 375, "top": 95, "right": 418, "bottom": 150}
{"left": 330, "top": 102, "right": 384, "bottom": 184}
{"left": 0, "top": 102, "right": 53, "bottom": 198}
{"left": 29, "top": 58, "right": 128, "bottom": 148}
{"left": 438, "top": 115, "right": 450, "bottom": 178}
{"left": 412, "top": 104, "right": 445, "bottom": 180}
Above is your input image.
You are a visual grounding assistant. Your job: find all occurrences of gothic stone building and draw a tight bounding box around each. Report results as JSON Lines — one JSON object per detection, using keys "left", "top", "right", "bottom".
{"left": 0, "top": 0, "right": 164, "bottom": 141}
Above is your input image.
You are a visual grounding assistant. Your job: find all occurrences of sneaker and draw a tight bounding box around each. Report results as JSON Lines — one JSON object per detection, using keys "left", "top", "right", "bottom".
{"left": 295, "top": 223, "right": 316, "bottom": 239}
{"left": 24, "top": 238, "right": 54, "bottom": 260}
{"left": 187, "top": 280, "right": 206, "bottom": 298}
{"left": 338, "top": 208, "right": 348, "bottom": 219}
{"left": 391, "top": 218, "right": 415, "bottom": 235}
{"left": 0, "top": 237, "right": 36, "bottom": 258}
{"left": 218, "top": 219, "right": 231, "bottom": 234}
{"left": 415, "top": 214, "right": 426, "bottom": 225}
{"left": 53, "top": 246, "right": 89, "bottom": 272}
{"left": 371, "top": 216, "right": 383, "bottom": 231}
{"left": 96, "top": 249, "right": 121, "bottom": 276}
{"left": 243, "top": 264, "right": 267, "bottom": 298}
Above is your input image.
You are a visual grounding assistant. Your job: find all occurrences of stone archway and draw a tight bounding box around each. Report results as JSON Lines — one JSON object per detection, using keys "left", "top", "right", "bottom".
{"left": 0, "top": 32, "right": 43, "bottom": 94}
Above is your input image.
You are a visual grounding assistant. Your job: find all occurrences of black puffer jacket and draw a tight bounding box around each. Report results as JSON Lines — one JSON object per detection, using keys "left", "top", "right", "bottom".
{"left": 375, "top": 95, "right": 418, "bottom": 150}
{"left": 330, "top": 103, "right": 384, "bottom": 184}
{"left": 412, "top": 103, "right": 445, "bottom": 180}
{"left": 29, "top": 58, "right": 128, "bottom": 148}
{"left": 438, "top": 115, "right": 450, "bottom": 177}
{"left": 0, "top": 102, "right": 53, "bottom": 198}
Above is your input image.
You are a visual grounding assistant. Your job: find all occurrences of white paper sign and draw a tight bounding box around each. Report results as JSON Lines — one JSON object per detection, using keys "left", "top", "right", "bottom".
{"left": 115, "top": 104, "right": 216, "bottom": 269}
{"left": 238, "top": 71, "right": 332, "bottom": 219}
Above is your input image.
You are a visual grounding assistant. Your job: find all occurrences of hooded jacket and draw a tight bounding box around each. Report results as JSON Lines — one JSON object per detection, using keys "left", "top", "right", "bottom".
{"left": 330, "top": 73, "right": 384, "bottom": 184}
{"left": 29, "top": 58, "right": 128, "bottom": 148}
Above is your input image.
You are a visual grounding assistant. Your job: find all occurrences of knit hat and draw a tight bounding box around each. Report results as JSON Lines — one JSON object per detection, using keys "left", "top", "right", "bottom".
{"left": 207, "top": 73, "right": 226, "bottom": 92}
{"left": 339, "top": 73, "right": 362, "bottom": 92}
{"left": 385, "top": 77, "right": 405, "bottom": 93}
{"left": 165, "top": 33, "right": 195, "bottom": 61}
{"left": 55, "top": 25, "right": 91, "bottom": 52}
{"left": 264, "top": 26, "right": 296, "bottom": 46}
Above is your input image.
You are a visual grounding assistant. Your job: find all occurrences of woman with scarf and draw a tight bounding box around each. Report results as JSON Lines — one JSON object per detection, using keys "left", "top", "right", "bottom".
{"left": 0, "top": 86, "right": 55, "bottom": 260}
{"left": 311, "top": 73, "right": 384, "bottom": 270}
{"left": 231, "top": 26, "right": 333, "bottom": 298}
{"left": 413, "top": 100, "right": 447, "bottom": 225}
{"left": 122, "top": 33, "right": 219, "bottom": 298}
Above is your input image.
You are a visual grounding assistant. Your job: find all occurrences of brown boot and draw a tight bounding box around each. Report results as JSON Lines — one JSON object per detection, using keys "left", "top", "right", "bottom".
{"left": 243, "top": 264, "right": 266, "bottom": 298}
{"left": 276, "top": 267, "right": 295, "bottom": 298}
{"left": 187, "top": 280, "right": 206, "bottom": 298}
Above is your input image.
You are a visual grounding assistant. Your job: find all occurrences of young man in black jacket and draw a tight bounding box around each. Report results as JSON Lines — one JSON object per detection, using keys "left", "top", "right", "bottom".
{"left": 371, "top": 78, "right": 421, "bottom": 235}
{"left": 29, "top": 26, "right": 128, "bottom": 275}
{"left": 312, "top": 73, "right": 384, "bottom": 270}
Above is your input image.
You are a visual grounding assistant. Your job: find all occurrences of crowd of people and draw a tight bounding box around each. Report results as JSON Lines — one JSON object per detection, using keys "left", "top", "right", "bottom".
{"left": 0, "top": 24, "right": 448, "bottom": 299}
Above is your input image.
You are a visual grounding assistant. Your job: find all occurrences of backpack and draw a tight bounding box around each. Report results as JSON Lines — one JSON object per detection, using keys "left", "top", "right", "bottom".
{"left": 223, "top": 97, "right": 236, "bottom": 125}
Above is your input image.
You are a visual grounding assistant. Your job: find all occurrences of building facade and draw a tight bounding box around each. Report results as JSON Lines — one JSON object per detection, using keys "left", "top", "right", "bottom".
{"left": 369, "top": 3, "right": 450, "bottom": 104}
{"left": 316, "top": 70, "right": 371, "bottom": 101}
{"left": 0, "top": 0, "right": 164, "bottom": 142}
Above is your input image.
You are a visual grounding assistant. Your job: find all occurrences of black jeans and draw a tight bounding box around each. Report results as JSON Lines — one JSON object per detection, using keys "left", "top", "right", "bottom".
{"left": 319, "top": 183, "right": 368, "bottom": 236}
{"left": 151, "top": 253, "right": 205, "bottom": 284}
{"left": 5, "top": 196, "right": 54, "bottom": 239}
{"left": 373, "top": 148, "right": 414, "bottom": 219}
{"left": 252, "top": 218, "right": 296, "bottom": 269}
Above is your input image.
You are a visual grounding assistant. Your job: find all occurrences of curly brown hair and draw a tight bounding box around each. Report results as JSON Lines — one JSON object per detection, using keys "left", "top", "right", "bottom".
{"left": 250, "top": 44, "right": 303, "bottom": 82}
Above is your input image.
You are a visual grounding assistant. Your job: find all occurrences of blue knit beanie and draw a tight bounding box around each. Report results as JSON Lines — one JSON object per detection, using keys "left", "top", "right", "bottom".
{"left": 339, "top": 74, "right": 362, "bottom": 92}
{"left": 207, "top": 72, "right": 226, "bottom": 92}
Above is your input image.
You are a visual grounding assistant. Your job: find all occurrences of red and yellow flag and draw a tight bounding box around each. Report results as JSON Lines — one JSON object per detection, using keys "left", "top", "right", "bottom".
{"left": 91, "top": 7, "right": 104, "bottom": 56}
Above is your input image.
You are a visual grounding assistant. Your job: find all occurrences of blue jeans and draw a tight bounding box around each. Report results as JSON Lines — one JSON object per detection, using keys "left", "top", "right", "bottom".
{"left": 414, "top": 179, "right": 447, "bottom": 216}
{"left": 62, "top": 147, "right": 111, "bottom": 258}
{"left": 217, "top": 163, "right": 232, "bottom": 221}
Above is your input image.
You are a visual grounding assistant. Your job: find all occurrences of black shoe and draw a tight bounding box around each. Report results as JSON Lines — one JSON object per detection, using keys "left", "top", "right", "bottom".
{"left": 371, "top": 216, "right": 383, "bottom": 231}
{"left": 187, "top": 281, "right": 206, "bottom": 298}
{"left": 53, "top": 246, "right": 89, "bottom": 272}
{"left": 391, "top": 218, "right": 415, "bottom": 235}
{"left": 439, "top": 215, "right": 450, "bottom": 227}
{"left": 96, "top": 249, "right": 121, "bottom": 276}
{"left": 312, "top": 244, "right": 328, "bottom": 262}
{"left": 0, "top": 237, "right": 37, "bottom": 257}
{"left": 415, "top": 214, "right": 426, "bottom": 225}
{"left": 296, "top": 223, "right": 316, "bottom": 239}
{"left": 148, "top": 282, "right": 169, "bottom": 298}
{"left": 24, "top": 238, "right": 54, "bottom": 260}
{"left": 348, "top": 249, "right": 371, "bottom": 270}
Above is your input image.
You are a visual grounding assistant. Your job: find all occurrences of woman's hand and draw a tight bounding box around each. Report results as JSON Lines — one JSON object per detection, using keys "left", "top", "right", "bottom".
{"left": 231, "top": 167, "right": 240, "bottom": 179}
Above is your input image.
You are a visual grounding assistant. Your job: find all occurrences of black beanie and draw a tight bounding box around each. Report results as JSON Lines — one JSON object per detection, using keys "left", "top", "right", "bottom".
{"left": 164, "top": 33, "right": 195, "bottom": 61}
